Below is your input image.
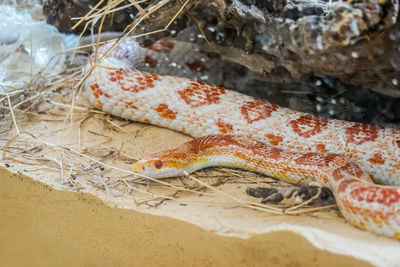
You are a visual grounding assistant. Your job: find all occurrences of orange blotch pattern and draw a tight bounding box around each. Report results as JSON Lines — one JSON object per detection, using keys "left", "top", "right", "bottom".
{"left": 341, "top": 198, "right": 395, "bottom": 228}
{"left": 337, "top": 179, "right": 357, "bottom": 193}
{"left": 96, "top": 100, "right": 103, "bottom": 110}
{"left": 108, "top": 70, "right": 160, "bottom": 93}
{"left": 124, "top": 101, "right": 138, "bottom": 110}
{"left": 265, "top": 134, "right": 283, "bottom": 146}
{"left": 332, "top": 162, "right": 364, "bottom": 182}
{"left": 294, "top": 153, "right": 341, "bottom": 168}
{"left": 345, "top": 123, "right": 382, "bottom": 145}
{"left": 316, "top": 143, "right": 328, "bottom": 153}
{"left": 178, "top": 82, "right": 226, "bottom": 107}
{"left": 216, "top": 119, "right": 233, "bottom": 134}
{"left": 90, "top": 83, "right": 105, "bottom": 99}
{"left": 289, "top": 115, "right": 329, "bottom": 138}
{"left": 350, "top": 186, "right": 400, "bottom": 207}
{"left": 240, "top": 100, "right": 279, "bottom": 124}
{"left": 154, "top": 104, "right": 177, "bottom": 120}
{"left": 89, "top": 83, "right": 99, "bottom": 91}
{"left": 218, "top": 135, "right": 284, "bottom": 162}
{"left": 368, "top": 153, "right": 385, "bottom": 165}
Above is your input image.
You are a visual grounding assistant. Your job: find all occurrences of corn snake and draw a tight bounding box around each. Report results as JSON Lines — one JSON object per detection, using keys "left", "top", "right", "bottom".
{"left": 85, "top": 39, "right": 400, "bottom": 239}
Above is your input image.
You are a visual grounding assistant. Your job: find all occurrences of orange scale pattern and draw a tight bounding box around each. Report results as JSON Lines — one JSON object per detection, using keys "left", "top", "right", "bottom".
{"left": 178, "top": 81, "right": 226, "bottom": 107}
{"left": 108, "top": 70, "right": 161, "bottom": 93}
{"left": 154, "top": 104, "right": 177, "bottom": 120}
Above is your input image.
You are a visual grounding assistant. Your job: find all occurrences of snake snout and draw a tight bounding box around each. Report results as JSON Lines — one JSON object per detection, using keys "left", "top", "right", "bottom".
{"left": 133, "top": 156, "right": 187, "bottom": 179}
{"left": 133, "top": 156, "right": 160, "bottom": 172}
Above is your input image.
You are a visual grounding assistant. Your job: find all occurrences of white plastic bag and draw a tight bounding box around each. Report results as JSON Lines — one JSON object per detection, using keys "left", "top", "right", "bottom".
{"left": 0, "top": 5, "right": 78, "bottom": 93}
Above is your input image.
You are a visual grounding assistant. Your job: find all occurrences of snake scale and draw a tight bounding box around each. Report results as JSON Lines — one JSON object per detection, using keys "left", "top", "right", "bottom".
{"left": 85, "top": 39, "right": 400, "bottom": 239}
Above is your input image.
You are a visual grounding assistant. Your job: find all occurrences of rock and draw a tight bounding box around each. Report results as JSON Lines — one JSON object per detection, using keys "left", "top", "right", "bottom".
{"left": 137, "top": 0, "right": 400, "bottom": 96}
{"left": 43, "top": 0, "right": 135, "bottom": 34}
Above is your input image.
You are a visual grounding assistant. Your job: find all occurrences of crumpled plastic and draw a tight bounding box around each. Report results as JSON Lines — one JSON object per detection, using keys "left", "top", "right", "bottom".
{"left": 0, "top": 4, "right": 78, "bottom": 93}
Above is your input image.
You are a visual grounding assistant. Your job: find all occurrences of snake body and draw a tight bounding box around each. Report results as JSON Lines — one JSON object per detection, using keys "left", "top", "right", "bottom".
{"left": 85, "top": 39, "right": 400, "bottom": 239}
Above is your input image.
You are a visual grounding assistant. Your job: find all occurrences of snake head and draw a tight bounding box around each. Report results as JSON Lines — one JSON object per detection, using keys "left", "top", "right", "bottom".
{"left": 133, "top": 150, "right": 190, "bottom": 178}
{"left": 133, "top": 136, "right": 229, "bottom": 178}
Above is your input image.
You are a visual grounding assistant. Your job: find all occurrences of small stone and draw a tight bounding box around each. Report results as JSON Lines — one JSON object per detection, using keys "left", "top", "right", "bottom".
{"left": 261, "top": 192, "right": 284, "bottom": 204}
{"left": 246, "top": 187, "right": 278, "bottom": 198}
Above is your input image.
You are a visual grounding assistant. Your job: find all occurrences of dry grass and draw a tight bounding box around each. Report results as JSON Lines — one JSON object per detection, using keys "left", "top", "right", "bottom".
{"left": 0, "top": 0, "right": 339, "bottom": 219}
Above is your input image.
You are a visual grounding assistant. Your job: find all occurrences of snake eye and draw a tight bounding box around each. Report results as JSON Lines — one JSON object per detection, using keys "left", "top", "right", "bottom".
{"left": 154, "top": 160, "right": 163, "bottom": 169}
